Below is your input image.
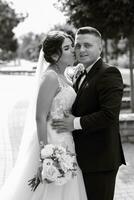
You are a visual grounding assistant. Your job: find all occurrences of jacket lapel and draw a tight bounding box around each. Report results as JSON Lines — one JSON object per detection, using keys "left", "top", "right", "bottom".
{"left": 72, "top": 58, "right": 102, "bottom": 112}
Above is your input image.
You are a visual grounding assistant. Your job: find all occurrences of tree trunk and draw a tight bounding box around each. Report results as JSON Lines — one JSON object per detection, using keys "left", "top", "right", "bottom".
{"left": 129, "top": 37, "right": 134, "bottom": 112}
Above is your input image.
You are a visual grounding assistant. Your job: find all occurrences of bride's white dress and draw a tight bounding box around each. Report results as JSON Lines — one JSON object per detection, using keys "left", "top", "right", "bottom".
{"left": 0, "top": 71, "right": 87, "bottom": 200}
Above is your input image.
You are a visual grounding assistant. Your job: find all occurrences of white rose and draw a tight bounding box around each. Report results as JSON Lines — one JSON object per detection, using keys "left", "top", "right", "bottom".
{"left": 55, "top": 145, "right": 66, "bottom": 154}
{"left": 42, "top": 158, "right": 54, "bottom": 168}
{"left": 41, "top": 144, "right": 54, "bottom": 158}
{"left": 60, "top": 155, "right": 75, "bottom": 169}
{"left": 42, "top": 165, "right": 59, "bottom": 182}
{"left": 75, "top": 63, "right": 85, "bottom": 73}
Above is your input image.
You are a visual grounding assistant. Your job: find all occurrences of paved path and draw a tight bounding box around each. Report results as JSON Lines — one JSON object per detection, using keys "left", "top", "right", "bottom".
{"left": 0, "top": 75, "right": 134, "bottom": 199}
{"left": 114, "top": 144, "right": 134, "bottom": 200}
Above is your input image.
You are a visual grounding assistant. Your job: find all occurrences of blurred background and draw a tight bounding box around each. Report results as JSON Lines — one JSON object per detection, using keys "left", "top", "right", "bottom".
{"left": 0, "top": 0, "right": 134, "bottom": 199}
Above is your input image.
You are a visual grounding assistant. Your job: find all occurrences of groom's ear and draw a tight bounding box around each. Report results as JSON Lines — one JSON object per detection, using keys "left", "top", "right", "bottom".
{"left": 99, "top": 46, "right": 102, "bottom": 54}
{"left": 99, "top": 40, "right": 103, "bottom": 54}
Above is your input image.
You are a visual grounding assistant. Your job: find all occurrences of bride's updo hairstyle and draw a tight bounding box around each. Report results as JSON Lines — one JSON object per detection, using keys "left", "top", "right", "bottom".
{"left": 42, "top": 31, "right": 74, "bottom": 64}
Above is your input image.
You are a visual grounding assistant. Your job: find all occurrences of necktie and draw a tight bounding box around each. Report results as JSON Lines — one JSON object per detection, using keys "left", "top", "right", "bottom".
{"left": 78, "top": 70, "right": 87, "bottom": 89}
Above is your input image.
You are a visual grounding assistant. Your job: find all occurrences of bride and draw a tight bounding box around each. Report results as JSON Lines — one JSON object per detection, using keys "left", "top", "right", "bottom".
{"left": 0, "top": 31, "right": 87, "bottom": 199}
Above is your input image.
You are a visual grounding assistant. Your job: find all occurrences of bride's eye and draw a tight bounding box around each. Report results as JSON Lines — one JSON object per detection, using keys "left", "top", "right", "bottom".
{"left": 63, "top": 45, "right": 70, "bottom": 51}
{"left": 64, "top": 47, "right": 69, "bottom": 51}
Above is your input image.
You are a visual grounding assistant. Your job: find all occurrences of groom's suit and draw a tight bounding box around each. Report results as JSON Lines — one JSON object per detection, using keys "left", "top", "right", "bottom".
{"left": 72, "top": 58, "right": 125, "bottom": 200}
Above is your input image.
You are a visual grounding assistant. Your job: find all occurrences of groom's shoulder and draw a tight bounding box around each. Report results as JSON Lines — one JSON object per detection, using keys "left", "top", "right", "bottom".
{"left": 97, "top": 61, "right": 122, "bottom": 82}
{"left": 102, "top": 61, "right": 121, "bottom": 74}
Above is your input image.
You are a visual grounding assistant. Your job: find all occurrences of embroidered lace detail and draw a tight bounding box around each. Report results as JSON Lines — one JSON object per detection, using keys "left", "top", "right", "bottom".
{"left": 47, "top": 72, "right": 76, "bottom": 121}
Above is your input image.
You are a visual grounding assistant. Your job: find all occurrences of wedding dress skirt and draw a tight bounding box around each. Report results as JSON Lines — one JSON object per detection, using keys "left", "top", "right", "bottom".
{"left": 0, "top": 72, "right": 87, "bottom": 200}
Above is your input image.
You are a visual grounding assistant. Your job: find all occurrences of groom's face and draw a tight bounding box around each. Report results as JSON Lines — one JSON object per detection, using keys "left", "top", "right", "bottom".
{"left": 75, "top": 33, "right": 102, "bottom": 68}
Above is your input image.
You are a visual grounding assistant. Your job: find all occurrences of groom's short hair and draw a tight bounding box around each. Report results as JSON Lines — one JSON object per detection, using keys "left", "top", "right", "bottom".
{"left": 76, "top": 26, "right": 102, "bottom": 39}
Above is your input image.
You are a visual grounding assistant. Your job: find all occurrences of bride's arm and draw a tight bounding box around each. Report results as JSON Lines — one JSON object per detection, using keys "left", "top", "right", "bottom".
{"left": 28, "top": 72, "right": 59, "bottom": 189}
{"left": 36, "top": 71, "right": 59, "bottom": 146}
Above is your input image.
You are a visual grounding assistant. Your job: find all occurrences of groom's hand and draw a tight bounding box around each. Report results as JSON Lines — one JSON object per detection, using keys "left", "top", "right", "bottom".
{"left": 51, "top": 113, "right": 75, "bottom": 133}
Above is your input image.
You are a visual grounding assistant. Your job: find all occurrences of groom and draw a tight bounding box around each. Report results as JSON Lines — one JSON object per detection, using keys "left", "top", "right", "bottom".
{"left": 52, "top": 26, "right": 126, "bottom": 200}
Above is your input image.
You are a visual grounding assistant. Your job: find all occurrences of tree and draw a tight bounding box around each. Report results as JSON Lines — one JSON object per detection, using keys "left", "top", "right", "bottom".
{"left": 0, "top": 0, "right": 25, "bottom": 59}
{"left": 18, "top": 23, "right": 76, "bottom": 62}
{"left": 18, "top": 32, "right": 45, "bottom": 61}
{"left": 55, "top": 0, "right": 134, "bottom": 112}
{"left": 51, "top": 23, "right": 76, "bottom": 39}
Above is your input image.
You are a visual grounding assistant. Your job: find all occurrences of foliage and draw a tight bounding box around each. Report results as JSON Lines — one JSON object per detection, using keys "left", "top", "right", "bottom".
{"left": 56, "top": 0, "right": 134, "bottom": 39}
{"left": 50, "top": 23, "right": 76, "bottom": 39}
{"left": 0, "top": 0, "right": 26, "bottom": 59}
{"left": 18, "top": 32, "right": 45, "bottom": 61}
{"left": 18, "top": 23, "right": 76, "bottom": 61}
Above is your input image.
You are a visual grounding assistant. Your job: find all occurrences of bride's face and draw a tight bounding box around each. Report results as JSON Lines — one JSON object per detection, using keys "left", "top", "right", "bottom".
{"left": 58, "top": 37, "right": 75, "bottom": 67}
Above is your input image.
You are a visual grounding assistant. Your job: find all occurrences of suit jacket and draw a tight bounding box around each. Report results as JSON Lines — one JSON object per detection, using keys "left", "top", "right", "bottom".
{"left": 72, "top": 58, "right": 126, "bottom": 173}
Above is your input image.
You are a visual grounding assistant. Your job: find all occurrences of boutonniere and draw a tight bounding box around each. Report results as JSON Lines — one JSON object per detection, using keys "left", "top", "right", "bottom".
{"left": 72, "top": 63, "right": 85, "bottom": 83}
{"left": 64, "top": 63, "right": 85, "bottom": 85}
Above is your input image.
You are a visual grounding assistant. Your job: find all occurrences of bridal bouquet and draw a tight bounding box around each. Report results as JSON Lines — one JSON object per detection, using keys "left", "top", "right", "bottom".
{"left": 28, "top": 144, "right": 77, "bottom": 191}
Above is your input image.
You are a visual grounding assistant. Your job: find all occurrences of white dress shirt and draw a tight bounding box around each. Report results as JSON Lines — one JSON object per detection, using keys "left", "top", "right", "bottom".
{"left": 73, "top": 57, "right": 101, "bottom": 130}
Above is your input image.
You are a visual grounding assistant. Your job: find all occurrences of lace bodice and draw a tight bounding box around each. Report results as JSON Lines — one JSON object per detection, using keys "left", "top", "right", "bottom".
{"left": 46, "top": 71, "right": 76, "bottom": 152}
{"left": 48, "top": 72, "right": 76, "bottom": 120}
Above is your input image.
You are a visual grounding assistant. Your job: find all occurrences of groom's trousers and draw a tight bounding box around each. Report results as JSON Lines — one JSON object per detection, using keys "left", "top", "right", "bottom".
{"left": 82, "top": 168, "right": 118, "bottom": 200}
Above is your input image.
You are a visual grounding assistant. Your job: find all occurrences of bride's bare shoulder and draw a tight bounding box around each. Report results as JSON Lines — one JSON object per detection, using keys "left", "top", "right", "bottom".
{"left": 41, "top": 70, "right": 58, "bottom": 83}
{"left": 39, "top": 70, "right": 59, "bottom": 94}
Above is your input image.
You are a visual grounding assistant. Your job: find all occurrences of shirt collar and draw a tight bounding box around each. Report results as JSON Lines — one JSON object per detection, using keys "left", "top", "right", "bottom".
{"left": 86, "top": 57, "right": 101, "bottom": 73}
